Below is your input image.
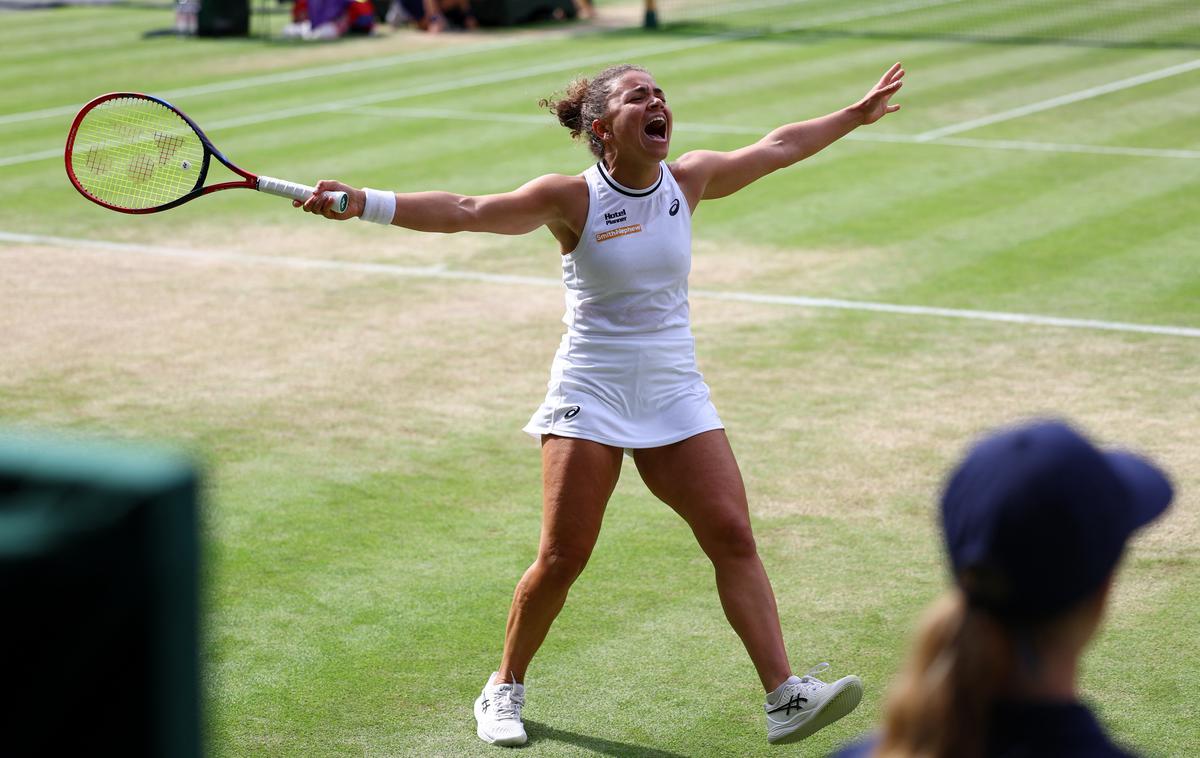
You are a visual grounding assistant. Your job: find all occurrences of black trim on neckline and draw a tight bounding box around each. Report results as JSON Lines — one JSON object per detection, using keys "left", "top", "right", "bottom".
{"left": 597, "top": 162, "right": 663, "bottom": 197}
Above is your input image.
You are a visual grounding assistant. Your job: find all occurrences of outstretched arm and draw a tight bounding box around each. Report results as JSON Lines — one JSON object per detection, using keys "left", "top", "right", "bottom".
{"left": 294, "top": 173, "right": 581, "bottom": 235}
{"left": 673, "top": 63, "right": 904, "bottom": 204}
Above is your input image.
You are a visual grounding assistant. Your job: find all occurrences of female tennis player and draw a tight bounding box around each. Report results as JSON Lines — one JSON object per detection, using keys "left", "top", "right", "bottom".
{"left": 297, "top": 61, "right": 903, "bottom": 747}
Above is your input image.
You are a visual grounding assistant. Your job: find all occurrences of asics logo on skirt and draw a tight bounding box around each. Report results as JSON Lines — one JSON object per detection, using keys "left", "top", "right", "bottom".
{"left": 563, "top": 406, "right": 581, "bottom": 420}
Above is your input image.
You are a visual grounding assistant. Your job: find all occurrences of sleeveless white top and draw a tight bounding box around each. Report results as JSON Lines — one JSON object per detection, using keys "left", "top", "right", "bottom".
{"left": 561, "top": 161, "right": 692, "bottom": 338}
{"left": 523, "top": 161, "right": 724, "bottom": 449}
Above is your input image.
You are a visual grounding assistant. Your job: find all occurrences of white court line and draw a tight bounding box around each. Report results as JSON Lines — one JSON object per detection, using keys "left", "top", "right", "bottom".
{"left": 902, "top": 134, "right": 1200, "bottom": 160}
{"left": 350, "top": 106, "right": 554, "bottom": 126}
{"left": 0, "top": 147, "right": 60, "bottom": 168}
{"left": 347, "top": 104, "right": 1200, "bottom": 159}
{"left": 917, "top": 58, "right": 1200, "bottom": 141}
{"left": 3, "top": 230, "right": 1197, "bottom": 340}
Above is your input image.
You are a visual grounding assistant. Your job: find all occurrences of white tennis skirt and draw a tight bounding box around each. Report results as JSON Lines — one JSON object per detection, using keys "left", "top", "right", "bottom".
{"left": 523, "top": 332, "right": 724, "bottom": 449}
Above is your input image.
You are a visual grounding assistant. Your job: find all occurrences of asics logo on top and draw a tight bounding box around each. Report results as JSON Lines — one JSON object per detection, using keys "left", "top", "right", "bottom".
{"left": 669, "top": 198, "right": 680, "bottom": 216}
{"left": 604, "top": 209, "right": 628, "bottom": 226}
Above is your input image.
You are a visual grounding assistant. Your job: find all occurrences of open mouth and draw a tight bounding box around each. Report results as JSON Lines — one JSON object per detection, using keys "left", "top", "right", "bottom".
{"left": 644, "top": 116, "right": 668, "bottom": 142}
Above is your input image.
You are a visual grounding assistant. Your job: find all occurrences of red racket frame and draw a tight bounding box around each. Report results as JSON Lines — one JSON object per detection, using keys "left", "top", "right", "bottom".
{"left": 65, "top": 91, "right": 263, "bottom": 214}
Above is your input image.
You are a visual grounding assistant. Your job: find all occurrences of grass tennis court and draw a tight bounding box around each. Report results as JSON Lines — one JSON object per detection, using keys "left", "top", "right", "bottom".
{"left": 2, "top": 1, "right": 1198, "bottom": 755}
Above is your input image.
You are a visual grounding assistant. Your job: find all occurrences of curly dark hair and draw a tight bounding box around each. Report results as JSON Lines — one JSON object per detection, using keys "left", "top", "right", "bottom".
{"left": 539, "top": 64, "right": 649, "bottom": 161}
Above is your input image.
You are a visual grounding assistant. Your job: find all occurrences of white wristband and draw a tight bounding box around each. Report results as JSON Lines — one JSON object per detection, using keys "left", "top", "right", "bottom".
{"left": 360, "top": 188, "right": 396, "bottom": 225}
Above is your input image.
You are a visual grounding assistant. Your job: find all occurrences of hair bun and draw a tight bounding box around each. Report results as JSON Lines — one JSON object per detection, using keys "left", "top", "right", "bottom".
{"left": 540, "top": 65, "right": 648, "bottom": 159}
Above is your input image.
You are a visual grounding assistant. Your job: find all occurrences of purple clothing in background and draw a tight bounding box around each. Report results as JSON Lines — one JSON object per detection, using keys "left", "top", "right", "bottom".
{"left": 307, "top": 0, "right": 349, "bottom": 26}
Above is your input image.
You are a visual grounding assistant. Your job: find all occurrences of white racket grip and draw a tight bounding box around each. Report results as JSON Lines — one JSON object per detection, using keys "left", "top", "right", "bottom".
{"left": 257, "top": 175, "right": 348, "bottom": 213}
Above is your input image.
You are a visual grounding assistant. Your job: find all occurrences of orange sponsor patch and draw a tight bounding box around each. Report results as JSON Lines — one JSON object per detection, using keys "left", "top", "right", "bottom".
{"left": 595, "top": 224, "right": 643, "bottom": 243}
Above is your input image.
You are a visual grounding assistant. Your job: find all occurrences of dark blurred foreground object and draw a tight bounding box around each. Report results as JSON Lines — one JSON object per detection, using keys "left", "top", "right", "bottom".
{"left": 0, "top": 431, "right": 201, "bottom": 758}
{"left": 198, "top": 0, "right": 249, "bottom": 36}
{"left": 470, "top": 0, "right": 574, "bottom": 26}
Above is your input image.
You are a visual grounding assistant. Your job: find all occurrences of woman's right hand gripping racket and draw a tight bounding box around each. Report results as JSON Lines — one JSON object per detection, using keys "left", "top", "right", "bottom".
{"left": 65, "top": 92, "right": 348, "bottom": 215}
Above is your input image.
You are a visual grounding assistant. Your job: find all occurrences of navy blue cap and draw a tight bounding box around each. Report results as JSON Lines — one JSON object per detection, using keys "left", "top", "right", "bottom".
{"left": 941, "top": 420, "right": 1172, "bottom": 623}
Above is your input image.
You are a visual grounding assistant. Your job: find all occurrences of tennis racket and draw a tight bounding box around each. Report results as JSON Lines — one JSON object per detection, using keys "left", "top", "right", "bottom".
{"left": 65, "top": 92, "right": 347, "bottom": 215}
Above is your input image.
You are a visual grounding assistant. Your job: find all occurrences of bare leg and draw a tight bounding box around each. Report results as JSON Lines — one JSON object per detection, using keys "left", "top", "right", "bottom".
{"left": 495, "top": 435, "right": 623, "bottom": 684}
{"left": 632, "top": 430, "right": 792, "bottom": 692}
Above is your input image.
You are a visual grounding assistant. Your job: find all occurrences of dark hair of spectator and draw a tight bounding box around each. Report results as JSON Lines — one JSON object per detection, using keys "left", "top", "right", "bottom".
{"left": 540, "top": 64, "right": 649, "bottom": 161}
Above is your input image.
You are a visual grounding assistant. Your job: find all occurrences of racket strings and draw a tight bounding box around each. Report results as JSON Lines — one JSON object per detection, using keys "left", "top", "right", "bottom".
{"left": 70, "top": 97, "right": 205, "bottom": 210}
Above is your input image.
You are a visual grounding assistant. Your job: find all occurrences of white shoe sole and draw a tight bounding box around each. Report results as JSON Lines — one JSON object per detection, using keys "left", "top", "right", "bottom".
{"left": 476, "top": 725, "right": 527, "bottom": 747}
{"left": 767, "top": 676, "right": 863, "bottom": 745}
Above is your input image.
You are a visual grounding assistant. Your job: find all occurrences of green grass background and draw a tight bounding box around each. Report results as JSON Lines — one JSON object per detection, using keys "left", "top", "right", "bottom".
{"left": 1, "top": 2, "right": 1198, "bottom": 756}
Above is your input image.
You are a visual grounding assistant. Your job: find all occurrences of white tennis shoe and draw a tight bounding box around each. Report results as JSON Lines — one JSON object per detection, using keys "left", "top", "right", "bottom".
{"left": 474, "top": 673, "right": 528, "bottom": 747}
{"left": 765, "top": 663, "right": 863, "bottom": 744}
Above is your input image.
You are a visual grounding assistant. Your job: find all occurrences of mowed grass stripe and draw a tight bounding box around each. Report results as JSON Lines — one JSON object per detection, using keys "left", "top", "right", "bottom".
{"left": 0, "top": 7, "right": 169, "bottom": 58}
{"left": 1, "top": 31, "right": 750, "bottom": 161}
{"left": 1095, "top": 580, "right": 1200, "bottom": 754}
{"left": 0, "top": 35, "right": 548, "bottom": 126}
{"left": 899, "top": 175, "right": 1200, "bottom": 318}
{"left": 918, "top": 57, "right": 1200, "bottom": 140}
{"left": 806, "top": 148, "right": 1198, "bottom": 317}
{"left": 656, "top": 37, "right": 924, "bottom": 117}
{"left": 855, "top": 41, "right": 1152, "bottom": 135}
{"left": 1070, "top": 221, "right": 1200, "bottom": 326}
{"left": 965, "top": 0, "right": 1115, "bottom": 34}
{"left": 973, "top": 70, "right": 1200, "bottom": 147}
{"left": 815, "top": 142, "right": 1170, "bottom": 250}
{"left": 0, "top": 12, "right": 671, "bottom": 127}
{"left": 199, "top": 450, "right": 937, "bottom": 756}
{"left": 709, "top": 0, "right": 974, "bottom": 34}
{"left": 1054, "top": 1, "right": 1200, "bottom": 47}
{"left": 0, "top": 33, "right": 916, "bottom": 181}
{"left": 222, "top": 481, "right": 732, "bottom": 751}
{"left": 4, "top": 20, "right": 1180, "bottom": 163}
{"left": 3, "top": 30, "right": 786, "bottom": 176}
{"left": 908, "top": 48, "right": 1198, "bottom": 134}
{"left": 205, "top": 36, "right": 731, "bottom": 126}
{"left": 676, "top": 139, "right": 1196, "bottom": 321}
{"left": 809, "top": 0, "right": 1200, "bottom": 47}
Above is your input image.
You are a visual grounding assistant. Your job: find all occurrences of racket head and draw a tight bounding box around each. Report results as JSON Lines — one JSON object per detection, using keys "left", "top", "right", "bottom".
{"left": 65, "top": 93, "right": 242, "bottom": 214}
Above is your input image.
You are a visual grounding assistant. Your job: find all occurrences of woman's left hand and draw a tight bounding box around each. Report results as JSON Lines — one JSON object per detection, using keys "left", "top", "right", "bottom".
{"left": 851, "top": 62, "right": 905, "bottom": 125}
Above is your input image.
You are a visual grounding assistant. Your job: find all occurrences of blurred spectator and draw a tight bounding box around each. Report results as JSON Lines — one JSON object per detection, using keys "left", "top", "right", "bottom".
{"left": 387, "top": 0, "right": 477, "bottom": 32}
{"left": 283, "top": 0, "right": 376, "bottom": 39}
{"left": 832, "top": 419, "right": 1173, "bottom": 758}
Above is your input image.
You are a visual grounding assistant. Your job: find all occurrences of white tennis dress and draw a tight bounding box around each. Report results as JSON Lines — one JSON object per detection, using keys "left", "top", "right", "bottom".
{"left": 523, "top": 160, "right": 724, "bottom": 449}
